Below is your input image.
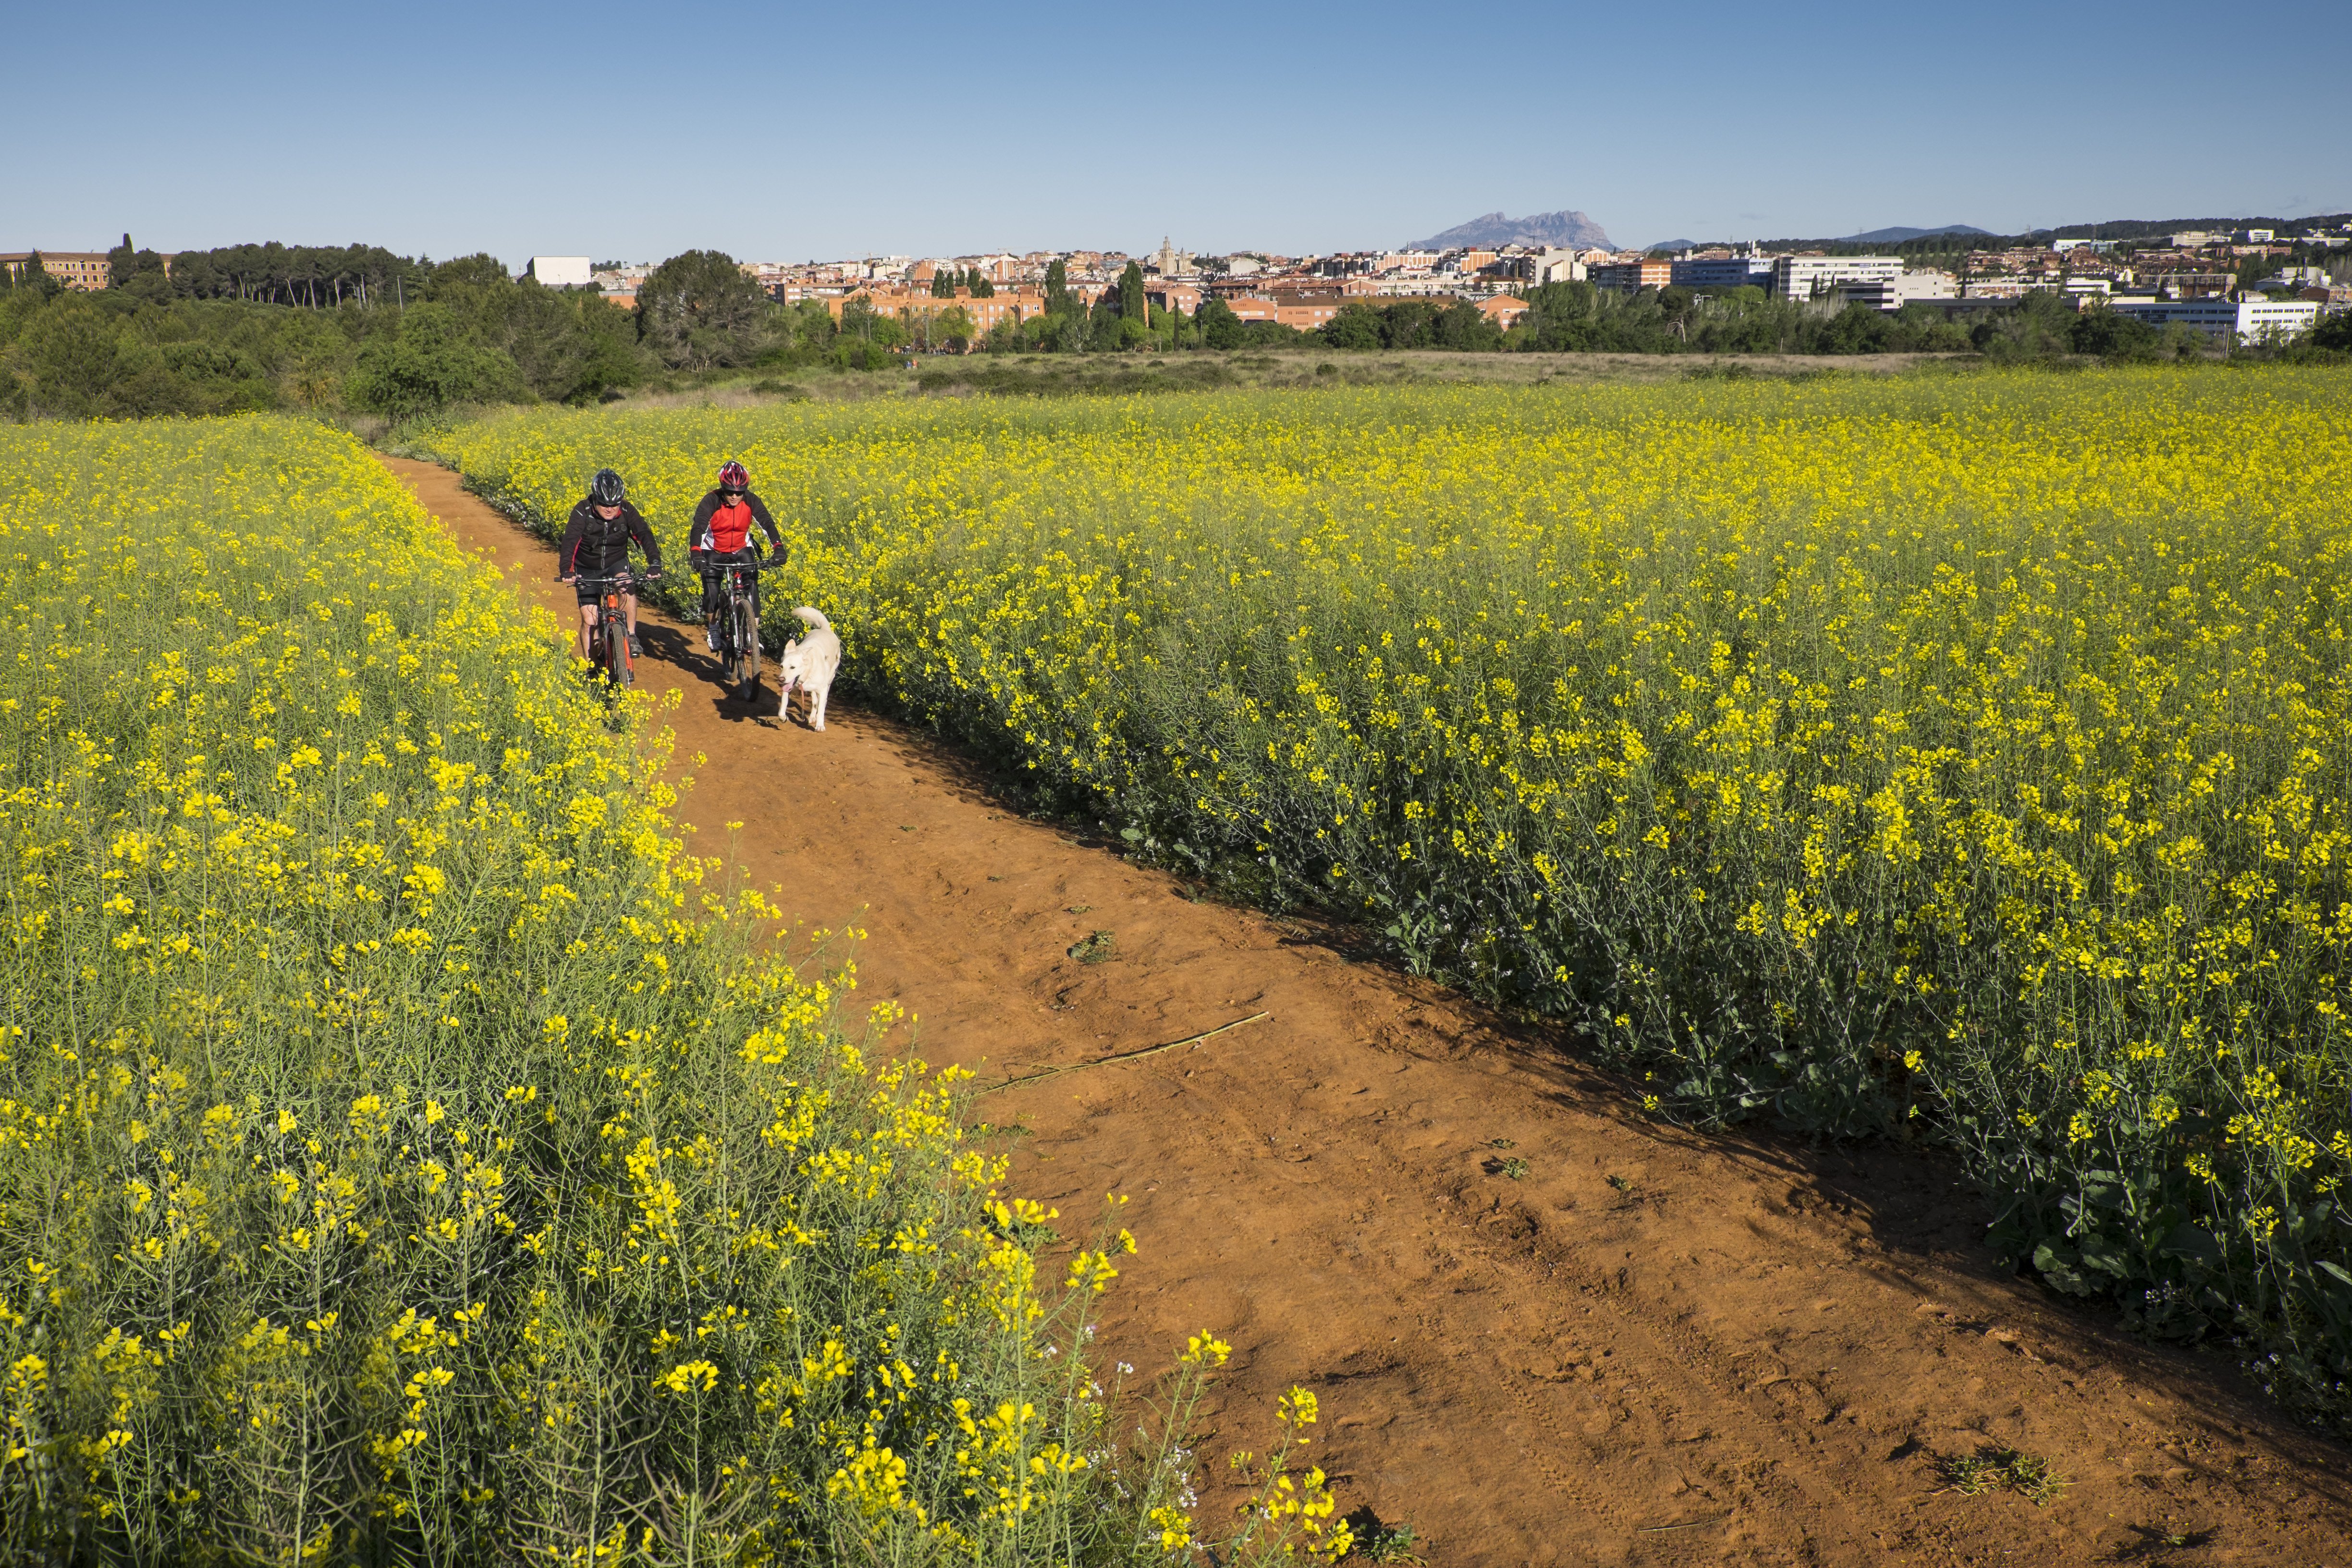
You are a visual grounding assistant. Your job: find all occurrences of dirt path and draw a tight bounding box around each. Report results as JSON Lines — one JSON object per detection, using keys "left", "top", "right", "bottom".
{"left": 386, "top": 457, "right": 2349, "bottom": 1567}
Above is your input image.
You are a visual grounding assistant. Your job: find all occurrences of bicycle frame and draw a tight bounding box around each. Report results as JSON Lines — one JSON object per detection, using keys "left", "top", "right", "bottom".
{"left": 573, "top": 570, "right": 650, "bottom": 689}
{"left": 709, "top": 560, "right": 777, "bottom": 698}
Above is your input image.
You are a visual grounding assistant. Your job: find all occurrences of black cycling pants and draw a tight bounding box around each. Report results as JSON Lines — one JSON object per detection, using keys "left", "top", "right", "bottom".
{"left": 700, "top": 550, "right": 761, "bottom": 619}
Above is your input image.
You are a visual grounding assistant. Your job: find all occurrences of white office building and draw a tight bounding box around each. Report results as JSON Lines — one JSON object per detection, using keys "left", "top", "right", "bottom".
{"left": 1831, "top": 270, "right": 1958, "bottom": 312}
{"left": 1772, "top": 254, "right": 1901, "bottom": 303}
{"left": 2107, "top": 297, "right": 2320, "bottom": 343}
{"left": 526, "top": 256, "right": 593, "bottom": 287}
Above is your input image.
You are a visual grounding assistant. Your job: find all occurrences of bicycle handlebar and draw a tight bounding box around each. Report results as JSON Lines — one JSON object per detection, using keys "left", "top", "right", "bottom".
{"left": 563, "top": 570, "right": 662, "bottom": 588}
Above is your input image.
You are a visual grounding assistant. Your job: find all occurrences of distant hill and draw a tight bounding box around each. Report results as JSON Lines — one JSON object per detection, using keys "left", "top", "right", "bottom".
{"left": 1641, "top": 239, "right": 1702, "bottom": 254}
{"left": 1407, "top": 209, "right": 1614, "bottom": 250}
{"left": 1840, "top": 223, "right": 1993, "bottom": 244}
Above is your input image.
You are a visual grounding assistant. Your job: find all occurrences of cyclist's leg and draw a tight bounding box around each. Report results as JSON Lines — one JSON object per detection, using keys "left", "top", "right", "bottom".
{"left": 576, "top": 597, "right": 599, "bottom": 661}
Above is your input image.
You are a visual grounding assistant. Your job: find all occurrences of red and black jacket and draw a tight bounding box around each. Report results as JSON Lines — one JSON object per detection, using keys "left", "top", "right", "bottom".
{"left": 558, "top": 497, "right": 662, "bottom": 579}
{"left": 688, "top": 489, "right": 784, "bottom": 562}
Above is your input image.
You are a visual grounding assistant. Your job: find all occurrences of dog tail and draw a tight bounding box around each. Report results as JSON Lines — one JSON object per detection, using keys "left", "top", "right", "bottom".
{"left": 792, "top": 606, "right": 832, "bottom": 632}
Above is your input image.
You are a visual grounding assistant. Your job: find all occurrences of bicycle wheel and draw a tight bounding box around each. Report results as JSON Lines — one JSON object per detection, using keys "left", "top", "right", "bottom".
{"left": 606, "top": 611, "right": 633, "bottom": 690}
{"left": 736, "top": 596, "right": 761, "bottom": 694}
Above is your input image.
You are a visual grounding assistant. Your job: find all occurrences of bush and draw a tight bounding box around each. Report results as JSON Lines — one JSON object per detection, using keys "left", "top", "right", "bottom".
{"left": 2069, "top": 306, "right": 2165, "bottom": 361}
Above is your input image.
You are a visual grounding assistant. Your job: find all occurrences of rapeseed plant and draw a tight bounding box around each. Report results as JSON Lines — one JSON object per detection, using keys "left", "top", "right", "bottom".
{"left": 0, "top": 417, "right": 1333, "bottom": 1564}
{"left": 422, "top": 368, "right": 2352, "bottom": 1421}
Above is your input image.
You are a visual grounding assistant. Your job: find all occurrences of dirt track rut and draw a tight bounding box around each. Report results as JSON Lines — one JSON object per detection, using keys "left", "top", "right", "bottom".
{"left": 386, "top": 456, "right": 2350, "bottom": 1566}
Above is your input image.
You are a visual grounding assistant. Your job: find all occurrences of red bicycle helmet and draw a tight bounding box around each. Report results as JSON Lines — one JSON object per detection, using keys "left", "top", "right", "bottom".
{"left": 717, "top": 460, "right": 749, "bottom": 493}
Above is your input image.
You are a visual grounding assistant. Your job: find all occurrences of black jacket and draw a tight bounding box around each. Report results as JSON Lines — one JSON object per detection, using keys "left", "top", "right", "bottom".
{"left": 558, "top": 497, "right": 662, "bottom": 579}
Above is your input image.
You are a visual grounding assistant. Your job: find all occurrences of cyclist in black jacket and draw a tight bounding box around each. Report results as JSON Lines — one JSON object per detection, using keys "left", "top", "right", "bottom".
{"left": 557, "top": 468, "right": 663, "bottom": 662}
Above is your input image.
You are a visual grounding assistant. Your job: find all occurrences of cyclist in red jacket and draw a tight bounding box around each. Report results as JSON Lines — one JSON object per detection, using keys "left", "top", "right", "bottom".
{"left": 687, "top": 460, "right": 785, "bottom": 651}
{"left": 556, "top": 467, "right": 662, "bottom": 662}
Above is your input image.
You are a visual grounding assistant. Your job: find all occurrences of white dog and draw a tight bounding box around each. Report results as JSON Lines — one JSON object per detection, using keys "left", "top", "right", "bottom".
{"left": 775, "top": 606, "right": 842, "bottom": 730}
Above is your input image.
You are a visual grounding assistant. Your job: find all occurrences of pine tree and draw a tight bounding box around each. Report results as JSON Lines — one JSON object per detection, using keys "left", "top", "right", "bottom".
{"left": 1044, "top": 258, "right": 1072, "bottom": 317}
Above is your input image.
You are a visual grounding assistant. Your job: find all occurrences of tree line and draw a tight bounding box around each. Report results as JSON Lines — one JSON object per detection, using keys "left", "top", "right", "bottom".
{"left": 9, "top": 241, "right": 2348, "bottom": 421}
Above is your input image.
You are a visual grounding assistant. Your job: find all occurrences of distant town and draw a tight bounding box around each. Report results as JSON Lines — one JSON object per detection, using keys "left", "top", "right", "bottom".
{"left": 9, "top": 216, "right": 2351, "bottom": 349}
{"left": 528, "top": 219, "right": 2352, "bottom": 345}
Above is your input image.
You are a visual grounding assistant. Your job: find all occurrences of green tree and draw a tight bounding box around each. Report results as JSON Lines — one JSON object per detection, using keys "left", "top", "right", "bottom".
{"left": 346, "top": 302, "right": 524, "bottom": 417}
{"left": 635, "top": 249, "right": 772, "bottom": 370}
{"left": 507, "top": 287, "right": 646, "bottom": 403}
{"left": 17, "top": 296, "right": 131, "bottom": 416}
{"left": 1321, "top": 303, "right": 1384, "bottom": 351}
{"left": 2309, "top": 310, "right": 2352, "bottom": 353}
{"left": 1434, "top": 299, "right": 1503, "bottom": 351}
{"left": 106, "top": 234, "right": 137, "bottom": 289}
{"left": 120, "top": 255, "right": 173, "bottom": 306}
{"left": 930, "top": 268, "right": 956, "bottom": 299}
{"left": 936, "top": 305, "right": 976, "bottom": 350}
{"left": 969, "top": 270, "right": 995, "bottom": 299}
{"left": 1118, "top": 261, "right": 1149, "bottom": 326}
{"left": 1196, "top": 297, "right": 1245, "bottom": 350}
{"left": 10, "top": 253, "right": 62, "bottom": 301}
{"left": 429, "top": 253, "right": 514, "bottom": 294}
{"left": 2068, "top": 306, "right": 2163, "bottom": 361}
{"left": 1044, "top": 257, "right": 1074, "bottom": 317}
{"left": 1971, "top": 288, "right": 2075, "bottom": 361}
{"left": 1382, "top": 298, "right": 1443, "bottom": 349}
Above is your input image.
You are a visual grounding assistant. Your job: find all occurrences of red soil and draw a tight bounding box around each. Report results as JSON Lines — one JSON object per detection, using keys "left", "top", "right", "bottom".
{"left": 386, "top": 456, "right": 2351, "bottom": 1566}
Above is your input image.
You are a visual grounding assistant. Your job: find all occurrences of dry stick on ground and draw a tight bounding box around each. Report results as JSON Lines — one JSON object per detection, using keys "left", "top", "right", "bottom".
{"left": 978, "top": 1012, "right": 1272, "bottom": 1095}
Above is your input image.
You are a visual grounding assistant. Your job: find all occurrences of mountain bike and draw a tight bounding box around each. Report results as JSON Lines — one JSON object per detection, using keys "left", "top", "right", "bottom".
{"left": 708, "top": 558, "right": 782, "bottom": 702}
{"left": 569, "top": 569, "right": 656, "bottom": 690}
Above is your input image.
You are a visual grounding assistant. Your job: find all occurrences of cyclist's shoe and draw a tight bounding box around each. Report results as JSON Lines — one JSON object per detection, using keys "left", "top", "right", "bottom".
{"left": 627, "top": 632, "right": 643, "bottom": 660}
{"left": 705, "top": 620, "right": 719, "bottom": 652}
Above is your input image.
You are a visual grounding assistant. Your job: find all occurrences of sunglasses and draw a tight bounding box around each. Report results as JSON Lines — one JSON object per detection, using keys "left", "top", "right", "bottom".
{"left": 721, "top": 487, "right": 746, "bottom": 499}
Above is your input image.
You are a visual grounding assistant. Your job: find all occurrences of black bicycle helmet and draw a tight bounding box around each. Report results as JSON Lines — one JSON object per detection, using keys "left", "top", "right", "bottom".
{"left": 591, "top": 468, "right": 626, "bottom": 505}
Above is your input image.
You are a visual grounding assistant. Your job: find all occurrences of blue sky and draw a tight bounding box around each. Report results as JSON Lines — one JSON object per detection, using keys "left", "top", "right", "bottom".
{"left": 10, "top": 1, "right": 2348, "bottom": 265}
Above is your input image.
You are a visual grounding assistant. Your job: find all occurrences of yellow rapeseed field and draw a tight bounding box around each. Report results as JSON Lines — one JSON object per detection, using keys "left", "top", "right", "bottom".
{"left": 0, "top": 417, "right": 1348, "bottom": 1564}
{"left": 426, "top": 368, "right": 2352, "bottom": 1420}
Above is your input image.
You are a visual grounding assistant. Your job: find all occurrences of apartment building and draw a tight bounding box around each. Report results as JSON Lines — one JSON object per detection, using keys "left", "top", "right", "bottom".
{"left": 1226, "top": 292, "right": 1348, "bottom": 331}
{"left": 1478, "top": 296, "right": 1531, "bottom": 330}
{"left": 1148, "top": 283, "right": 1204, "bottom": 316}
{"left": 1588, "top": 257, "right": 1671, "bottom": 293}
{"left": 591, "top": 265, "right": 650, "bottom": 307}
{"left": 823, "top": 287, "right": 1052, "bottom": 335}
{"left": 1771, "top": 254, "right": 1900, "bottom": 303}
{"left": 1529, "top": 248, "right": 1585, "bottom": 285}
{"left": 1, "top": 252, "right": 115, "bottom": 292}
{"left": 2146, "top": 271, "right": 2234, "bottom": 300}
{"left": 1263, "top": 275, "right": 1380, "bottom": 299}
